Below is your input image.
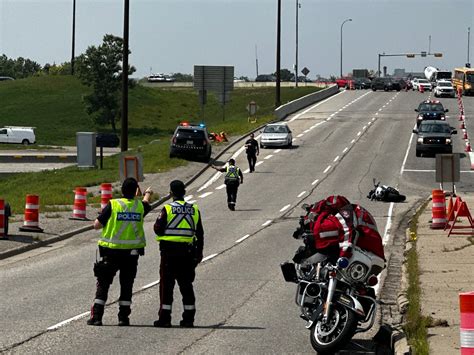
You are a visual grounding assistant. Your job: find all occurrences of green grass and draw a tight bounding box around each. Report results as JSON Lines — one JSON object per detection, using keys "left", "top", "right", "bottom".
{"left": 404, "top": 200, "right": 430, "bottom": 354}
{"left": 0, "top": 76, "right": 321, "bottom": 213}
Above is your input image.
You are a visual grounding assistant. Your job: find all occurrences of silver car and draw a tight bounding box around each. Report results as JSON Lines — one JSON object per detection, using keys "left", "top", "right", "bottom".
{"left": 260, "top": 123, "right": 293, "bottom": 148}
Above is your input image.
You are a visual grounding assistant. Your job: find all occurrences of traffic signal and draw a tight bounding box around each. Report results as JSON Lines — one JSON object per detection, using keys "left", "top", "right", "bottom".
{"left": 434, "top": 53, "right": 443, "bottom": 57}
{"left": 406, "top": 54, "right": 415, "bottom": 58}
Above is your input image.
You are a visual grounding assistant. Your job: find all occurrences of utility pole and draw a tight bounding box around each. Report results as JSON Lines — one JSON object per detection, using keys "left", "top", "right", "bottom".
{"left": 468, "top": 27, "right": 471, "bottom": 65}
{"left": 71, "top": 0, "right": 76, "bottom": 75}
{"left": 121, "top": 0, "right": 129, "bottom": 152}
{"left": 275, "top": 0, "right": 281, "bottom": 107}
{"left": 255, "top": 44, "right": 259, "bottom": 78}
{"left": 428, "top": 35, "right": 431, "bottom": 54}
{"left": 295, "top": 0, "right": 300, "bottom": 87}
{"left": 340, "top": 18, "right": 352, "bottom": 78}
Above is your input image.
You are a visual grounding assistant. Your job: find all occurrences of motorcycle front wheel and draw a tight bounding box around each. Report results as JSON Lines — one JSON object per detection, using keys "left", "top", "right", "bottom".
{"left": 309, "top": 303, "right": 357, "bottom": 354}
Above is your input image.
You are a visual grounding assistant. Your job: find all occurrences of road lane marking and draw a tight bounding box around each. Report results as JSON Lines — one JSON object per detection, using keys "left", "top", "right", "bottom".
{"left": 351, "top": 139, "right": 355, "bottom": 144}
{"left": 235, "top": 234, "right": 250, "bottom": 243}
{"left": 199, "top": 192, "right": 213, "bottom": 198}
{"left": 142, "top": 280, "right": 160, "bottom": 289}
{"left": 184, "top": 195, "right": 194, "bottom": 201}
{"left": 47, "top": 312, "right": 91, "bottom": 330}
{"left": 202, "top": 253, "right": 218, "bottom": 262}
{"left": 297, "top": 191, "right": 306, "bottom": 198}
{"left": 333, "top": 156, "right": 340, "bottom": 162}
{"left": 357, "top": 131, "right": 361, "bottom": 136}
{"left": 187, "top": 200, "right": 196, "bottom": 204}
{"left": 304, "top": 129, "right": 310, "bottom": 133}
{"left": 264, "top": 155, "right": 273, "bottom": 160}
{"left": 363, "top": 125, "right": 367, "bottom": 130}
{"left": 280, "top": 204, "right": 291, "bottom": 212}
{"left": 323, "top": 166, "right": 331, "bottom": 173}
{"left": 197, "top": 171, "right": 222, "bottom": 192}
{"left": 343, "top": 147, "right": 348, "bottom": 153}
{"left": 243, "top": 168, "right": 250, "bottom": 173}
{"left": 297, "top": 133, "right": 304, "bottom": 138}
{"left": 312, "top": 179, "right": 319, "bottom": 185}
{"left": 274, "top": 149, "right": 282, "bottom": 153}
{"left": 383, "top": 202, "right": 394, "bottom": 244}
{"left": 256, "top": 161, "right": 263, "bottom": 166}
{"left": 400, "top": 130, "right": 415, "bottom": 175}
{"left": 262, "top": 220, "right": 272, "bottom": 226}
{"left": 216, "top": 184, "right": 226, "bottom": 190}
{"left": 289, "top": 90, "right": 344, "bottom": 122}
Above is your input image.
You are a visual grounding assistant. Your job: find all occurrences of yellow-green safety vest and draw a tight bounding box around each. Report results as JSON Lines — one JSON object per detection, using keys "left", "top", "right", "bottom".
{"left": 99, "top": 198, "right": 146, "bottom": 249}
{"left": 225, "top": 165, "right": 240, "bottom": 181}
{"left": 155, "top": 200, "right": 199, "bottom": 243}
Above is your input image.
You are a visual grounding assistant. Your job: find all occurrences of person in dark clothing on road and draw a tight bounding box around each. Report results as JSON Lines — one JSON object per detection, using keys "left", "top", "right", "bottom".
{"left": 212, "top": 159, "right": 244, "bottom": 211}
{"left": 87, "top": 178, "right": 153, "bottom": 326}
{"left": 244, "top": 133, "right": 259, "bottom": 172}
{"left": 153, "top": 180, "right": 204, "bottom": 328}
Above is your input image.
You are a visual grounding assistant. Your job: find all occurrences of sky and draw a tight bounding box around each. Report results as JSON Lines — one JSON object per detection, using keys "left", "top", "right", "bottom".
{"left": 0, "top": 0, "right": 473, "bottom": 80}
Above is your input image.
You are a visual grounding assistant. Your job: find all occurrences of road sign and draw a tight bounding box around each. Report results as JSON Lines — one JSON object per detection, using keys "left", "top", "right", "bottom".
{"left": 436, "top": 153, "right": 460, "bottom": 183}
{"left": 301, "top": 67, "right": 310, "bottom": 76}
{"left": 193, "top": 65, "right": 234, "bottom": 92}
{"left": 246, "top": 101, "right": 258, "bottom": 116}
{"left": 421, "top": 51, "right": 427, "bottom": 57}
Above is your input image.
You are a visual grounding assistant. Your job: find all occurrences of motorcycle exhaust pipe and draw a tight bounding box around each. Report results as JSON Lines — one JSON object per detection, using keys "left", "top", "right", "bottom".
{"left": 305, "top": 283, "right": 321, "bottom": 298}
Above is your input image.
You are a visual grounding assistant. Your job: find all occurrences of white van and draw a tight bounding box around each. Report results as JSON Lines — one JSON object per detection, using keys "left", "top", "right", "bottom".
{"left": 0, "top": 126, "right": 36, "bottom": 145}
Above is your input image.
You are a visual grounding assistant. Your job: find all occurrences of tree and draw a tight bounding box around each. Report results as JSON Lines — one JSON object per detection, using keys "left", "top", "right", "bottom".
{"left": 172, "top": 72, "right": 193, "bottom": 82}
{"left": 0, "top": 55, "right": 41, "bottom": 78}
{"left": 76, "top": 34, "right": 135, "bottom": 132}
{"left": 273, "top": 68, "right": 294, "bottom": 82}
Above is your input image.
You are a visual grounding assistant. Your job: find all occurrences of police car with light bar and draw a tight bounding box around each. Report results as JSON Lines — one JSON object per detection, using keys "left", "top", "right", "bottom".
{"left": 169, "top": 122, "right": 212, "bottom": 162}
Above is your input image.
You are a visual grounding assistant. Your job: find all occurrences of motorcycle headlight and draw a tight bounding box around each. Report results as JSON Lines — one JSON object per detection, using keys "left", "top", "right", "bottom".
{"left": 348, "top": 262, "right": 368, "bottom": 281}
{"left": 417, "top": 138, "right": 423, "bottom": 143}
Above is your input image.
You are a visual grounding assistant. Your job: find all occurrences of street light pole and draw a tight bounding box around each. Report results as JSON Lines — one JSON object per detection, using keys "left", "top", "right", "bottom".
{"left": 468, "top": 27, "right": 471, "bottom": 65}
{"left": 295, "top": 0, "right": 300, "bottom": 87}
{"left": 340, "top": 18, "right": 352, "bottom": 78}
{"left": 71, "top": 0, "right": 76, "bottom": 75}
{"left": 275, "top": 0, "right": 281, "bottom": 107}
{"left": 121, "top": 0, "right": 130, "bottom": 152}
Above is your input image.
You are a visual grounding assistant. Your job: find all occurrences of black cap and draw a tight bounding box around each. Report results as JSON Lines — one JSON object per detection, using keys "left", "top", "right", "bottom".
{"left": 170, "top": 180, "right": 186, "bottom": 196}
{"left": 228, "top": 158, "right": 235, "bottom": 165}
{"left": 122, "top": 177, "right": 138, "bottom": 199}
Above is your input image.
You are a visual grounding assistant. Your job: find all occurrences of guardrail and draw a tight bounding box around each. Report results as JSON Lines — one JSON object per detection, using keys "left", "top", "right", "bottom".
{"left": 274, "top": 84, "right": 339, "bottom": 120}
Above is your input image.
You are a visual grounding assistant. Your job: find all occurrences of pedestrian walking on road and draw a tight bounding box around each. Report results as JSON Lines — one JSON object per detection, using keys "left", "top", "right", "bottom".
{"left": 87, "top": 178, "right": 153, "bottom": 326}
{"left": 153, "top": 180, "right": 204, "bottom": 328}
{"left": 212, "top": 159, "right": 244, "bottom": 211}
{"left": 245, "top": 133, "right": 259, "bottom": 172}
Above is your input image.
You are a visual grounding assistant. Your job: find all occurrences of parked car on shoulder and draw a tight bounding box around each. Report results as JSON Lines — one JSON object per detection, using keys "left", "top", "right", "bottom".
{"left": 434, "top": 80, "right": 456, "bottom": 98}
{"left": 147, "top": 73, "right": 175, "bottom": 83}
{"left": 260, "top": 123, "right": 293, "bottom": 148}
{"left": 169, "top": 122, "right": 211, "bottom": 162}
{"left": 413, "top": 120, "right": 456, "bottom": 157}
{"left": 415, "top": 100, "right": 448, "bottom": 127}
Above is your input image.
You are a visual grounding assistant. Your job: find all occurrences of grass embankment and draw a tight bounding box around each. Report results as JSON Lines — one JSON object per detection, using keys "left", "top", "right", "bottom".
{"left": 404, "top": 200, "right": 430, "bottom": 354}
{"left": 0, "top": 76, "right": 321, "bottom": 213}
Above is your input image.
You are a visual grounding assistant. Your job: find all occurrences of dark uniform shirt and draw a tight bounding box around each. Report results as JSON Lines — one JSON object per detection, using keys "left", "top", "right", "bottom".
{"left": 97, "top": 200, "right": 152, "bottom": 257}
{"left": 245, "top": 138, "right": 259, "bottom": 156}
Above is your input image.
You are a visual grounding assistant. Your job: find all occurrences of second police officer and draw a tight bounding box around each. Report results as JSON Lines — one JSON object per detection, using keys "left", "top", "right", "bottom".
{"left": 212, "top": 158, "right": 244, "bottom": 211}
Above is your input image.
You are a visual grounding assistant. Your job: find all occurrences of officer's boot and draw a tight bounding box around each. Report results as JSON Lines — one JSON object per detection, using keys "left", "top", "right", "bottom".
{"left": 87, "top": 303, "right": 104, "bottom": 326}
{"left": 180, "top": 308, "right": 196, "bottom": 328}
{"left": 154, "top": 309, "right": 172, "bottom": 328}
{"left": 118, "top": 305, "right": 131, "bottom": 326}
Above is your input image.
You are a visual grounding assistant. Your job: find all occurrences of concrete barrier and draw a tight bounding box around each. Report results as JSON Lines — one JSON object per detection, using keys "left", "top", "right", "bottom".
{"left": 274, "top": 85, "right": 339, "bottom": 120}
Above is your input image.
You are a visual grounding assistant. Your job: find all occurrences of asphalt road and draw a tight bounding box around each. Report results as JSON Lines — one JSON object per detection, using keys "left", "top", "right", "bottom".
{"left": 1, "top": 89, "right": 473, "bottom": 354}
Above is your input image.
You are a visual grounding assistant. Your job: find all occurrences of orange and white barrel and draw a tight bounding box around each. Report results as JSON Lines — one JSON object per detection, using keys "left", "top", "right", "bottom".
{"left": 460, "top": 291, "right": 474, "bottom": 354}
{"left": 0, "top": 199, "right": 4, "bottom": 238}
{"left": 19, "top": 194, "right": 43, "bottom": 232}
{"left": 431, "top": 189, "right": 446, "bottom": 229}
{"left": 72, "top": 187, "right": 87, "bottom": 220}
{"left": 100, "top": 183, "right": 113, "bottom": 210}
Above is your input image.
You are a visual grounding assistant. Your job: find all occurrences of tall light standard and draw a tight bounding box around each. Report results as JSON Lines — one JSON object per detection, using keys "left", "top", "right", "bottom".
{"left": 295, "top": 0, "right": 301, "bottom": 87}
{"left": 71, "top": 0, "right": 76, "bottom": 75}
{"left": 340, "top": 18, "right": 352, "bottom": 78}
{"left": 275, "top": 0, "right": 281, "bottom": 107}
{"left": 121, "top": 0, "right": 130, "bottom": 152}
{"left": 468, "top": 27, "right": 471, "bottom": 66}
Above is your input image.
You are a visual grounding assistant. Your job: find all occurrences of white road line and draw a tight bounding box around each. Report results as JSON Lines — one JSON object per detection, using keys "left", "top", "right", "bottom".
{"left": 243, "top": 168, "right": 250, "bottom": 173}
{"left": 333, "top": 156, "right": 340, "bottom": 162}
{"left": 256, "top": 161, "right": 263, "bottom": 166}
{"left": 262, "top": 220, "right": 272, "bottom": 227}
{"left": 235, "top": 234, "right": 250, "bottom": 243}
{"left": 199, "top": 192, "right": 213, "bottom": 198}
{"left": 351, "top": 139, "right": 355, "bottom": 144}
{"left": 142, "top": 280, "right": 160, "bottom": 289}
{"left": 312, "top": 179, "right": 319, "bottom": 185}
{"left": 280, "top": 204, "right": 291, "bottom": 212}
{"left": 274, "top": 149, "right": 282, "bottom": 153}
{"left": 400, "top": 131, "right": 415, "bottom": 175}
{"left": 184, "top": 195, "right": 194, "bottom": 201}
{"left": 292, "top": 138, "right": 296, "bottom": 142}
{"left": 197, "top": 171, "right": 222, "bottom": 192}
{"left": 297, "top": 133, "right": 304, "bottom": 138}
{"left": 383, "top": 202, "right": 394, "bottom": 244}
{"left": 202, "top": 253, "right": 218, "bottom": 262}
{"left": 323, "top": 165, "right": 331, "bottom": 173}
{"left": 372, "top": 117, "right": 376, "bottom": 121}
{"left": 378, "top": 108, "right": 382, "bottom": 111}
{"left": 368, "top": 121, "right": 372, "bottom": 125}
{"left": 187, "top": 200, "right": 196, "bottom": 204}
{"left": 327, "top": 117, "right": 332, "bottom": 121}
{"left": 216, "top": 184, "right": 226, "bottom": 190}
{"left": 363, "top": 125, "right": 367, "bottom": 130}
{"left": 297, "top": 191, "right": 306, "bottom": 198}
{"left": 357, "top": 131, "right": 362, "bottom": 136}
{"left": 304, "top": 129, "right": 310, "bottom": 133}
{"left": 264, "top": 155, "right": 273, "bottom": 160}
{"left": 47, "top": 312, "right": 90, "bottom": 331}
{"left": 288, "top": 90, "right": 344, "bottom": 122}
{"left": 342, "top": 147, "right": 349, "bottom": 153}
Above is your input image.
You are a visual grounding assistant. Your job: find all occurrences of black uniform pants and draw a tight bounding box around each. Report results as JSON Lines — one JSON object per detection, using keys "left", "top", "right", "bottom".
{"left": 92, "top": 252, "right": 139, "bottom": 319}
{"left": 247, "top": 153, "right": 257, "bottom": 172}
{"left": 225, "top": 181, "right": 239, "bottom": 206}
{"left": 159, "top": 248, "right": 196, "bottom": 322}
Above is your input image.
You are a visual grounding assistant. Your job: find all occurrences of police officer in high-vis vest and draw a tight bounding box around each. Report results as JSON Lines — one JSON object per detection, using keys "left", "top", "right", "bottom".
{"left": 212, "top": 158, "right": 244, "bottom": 210}
{"left": 153, "top": 180, "right": 204, "bottom": 328}
{"left": 87, "top": 177, "right": 153, "bottom": 326}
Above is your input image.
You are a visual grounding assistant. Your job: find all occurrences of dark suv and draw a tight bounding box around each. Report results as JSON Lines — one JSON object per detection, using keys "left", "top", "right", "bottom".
{"left": 169, "top": 123, "right": 212, "bottom": 161}
{"left": 413, "top": 120, "right": 457, "bottom": 157}
{"left": 415, "top": 100, "right": 449, "bottom": 127}
{"left": 371, "top": 77, "right": 401, "bottom": 91}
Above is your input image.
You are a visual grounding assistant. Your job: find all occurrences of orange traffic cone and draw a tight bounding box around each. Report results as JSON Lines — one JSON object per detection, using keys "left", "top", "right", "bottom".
{"left": 465, "top": 142, "right": 472, "bottom": 152}
{"left": 419, "top": 84, "right": 425, "bottom": 93}
{"left": 461, "top": 121, "right": 466, "bottom": 129}
{"left": 463, "top": 130, "right": 468, "bottom": 140}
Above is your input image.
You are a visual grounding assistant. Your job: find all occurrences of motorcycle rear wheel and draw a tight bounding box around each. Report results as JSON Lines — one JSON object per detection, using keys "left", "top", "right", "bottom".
{"left": 309, "top": 303, "right": 358, "bottom": 354}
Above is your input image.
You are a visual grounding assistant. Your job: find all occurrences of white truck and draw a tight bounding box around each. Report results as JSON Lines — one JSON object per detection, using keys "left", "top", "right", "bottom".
{"left": 0, "top": 126, "right": 36, "bottom": 145}
{"left": 424, "top": 66, "right": 452, "bottom": 87}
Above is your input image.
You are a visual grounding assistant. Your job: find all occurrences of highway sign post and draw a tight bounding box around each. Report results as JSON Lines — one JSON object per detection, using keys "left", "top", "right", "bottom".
{"left": 378, "top": 52, "right": 444, "bottom": 77}
{"left": 436, "top": 153, "right": 460, "bottom": 194}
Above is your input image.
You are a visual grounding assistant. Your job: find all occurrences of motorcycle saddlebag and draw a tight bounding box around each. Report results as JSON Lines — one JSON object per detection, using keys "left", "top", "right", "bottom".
{"left": 280, "top": 262, "right": 298, "bottom": 283}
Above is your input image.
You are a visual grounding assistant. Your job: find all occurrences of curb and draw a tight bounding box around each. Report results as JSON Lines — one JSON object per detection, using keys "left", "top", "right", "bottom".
{"left": 0, "top": 86, "right": 339, "bottom": 261}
